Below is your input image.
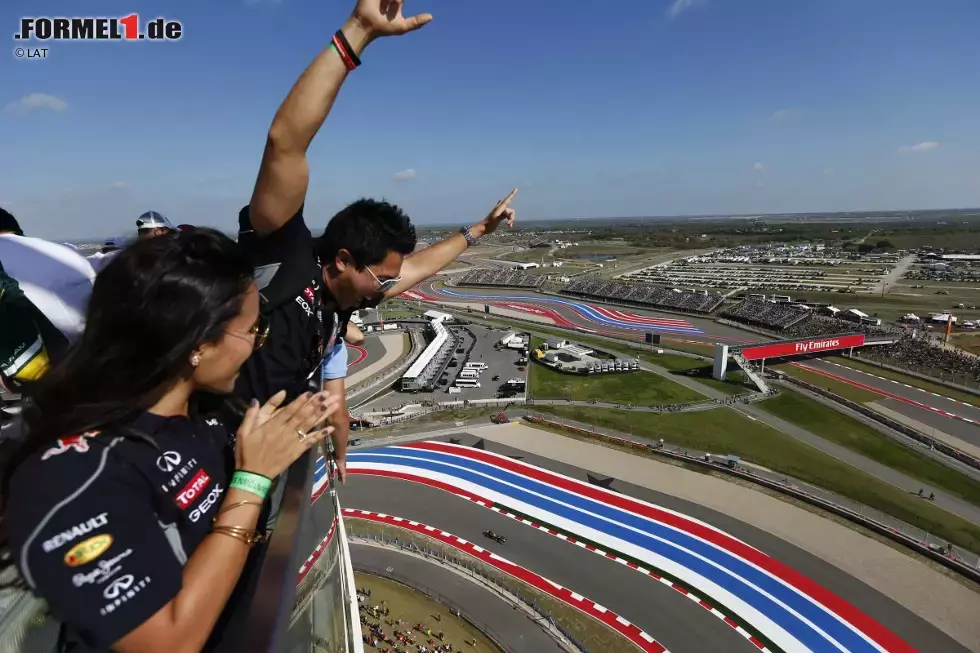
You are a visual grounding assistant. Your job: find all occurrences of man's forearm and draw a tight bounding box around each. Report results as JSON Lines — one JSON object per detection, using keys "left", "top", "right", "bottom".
{"left": 249, "top": 18, "right": 376, "bottom": 235}
{"left": 268, "top": 18, "right": 373, "bottom": 154}
{"left": 386, "top": 224, "right": 488, "bottom": 299}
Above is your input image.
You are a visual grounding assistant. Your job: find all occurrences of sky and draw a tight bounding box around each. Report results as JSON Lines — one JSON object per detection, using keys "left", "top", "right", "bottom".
{"left": 2, "top": 0, "right": 980, "bottom": 240}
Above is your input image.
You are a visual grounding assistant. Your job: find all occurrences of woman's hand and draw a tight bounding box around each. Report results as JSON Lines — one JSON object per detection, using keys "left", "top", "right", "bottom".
{"left": 235, "top": 391, "right": 339, "bottom": 478}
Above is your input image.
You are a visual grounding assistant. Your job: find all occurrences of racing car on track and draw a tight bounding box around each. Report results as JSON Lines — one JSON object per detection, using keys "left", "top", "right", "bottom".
{"left": 483, "top": 530, "right": 506, "bottom": 544}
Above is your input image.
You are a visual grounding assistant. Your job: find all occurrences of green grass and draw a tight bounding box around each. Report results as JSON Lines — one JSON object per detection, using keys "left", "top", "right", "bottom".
{"left": 347, "top": 519, "right": 638, "bottom": 653}
{"left": 757, "top": 389, "right": 980, "bottom": 506}
{"left": 528, "top": 336, "right": 705, "bottom": 404}
{"left": 774, "top": 364, "right": 882, "bottom": 403}
{"left": 529, "top": 360, "right": 704, "bottom": 405}
{"left": 642, "top": 353, "right": 749, "bottom": 394}
{"left": 832, "top": 356, "right": 980, "bottom": 406}
{"left": 376, "top": 309, "right": 424, "bottom": 321}
{"left": 533, "top": 405, "right": 980, "bottom": 554}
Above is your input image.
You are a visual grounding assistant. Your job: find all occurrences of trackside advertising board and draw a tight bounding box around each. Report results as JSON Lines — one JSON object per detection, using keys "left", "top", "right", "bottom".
{"left": 739, "top": 334, "right": 866, "bottom": 361}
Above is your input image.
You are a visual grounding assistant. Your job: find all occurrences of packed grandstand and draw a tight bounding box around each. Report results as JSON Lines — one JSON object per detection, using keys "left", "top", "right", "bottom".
{"left": 561, "top": 279, "right": 724, "bottom": 314}
{"left": 858, "top": 334, "right": 980, "bottom": 385}
{"left": 457, "top": 269, "right": 545, "bottom": 289}
{"left": 722, "top": 298, "right": 896, "bottom": 339}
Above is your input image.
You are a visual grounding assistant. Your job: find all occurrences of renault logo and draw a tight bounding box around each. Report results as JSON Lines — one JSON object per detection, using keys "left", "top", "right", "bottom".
{"left": 156, "top": 451, "right": 181, "bottom": 473}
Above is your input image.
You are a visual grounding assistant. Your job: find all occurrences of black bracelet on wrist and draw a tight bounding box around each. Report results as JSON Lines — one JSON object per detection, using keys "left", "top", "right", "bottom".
{"left": 334, "top": 29, "right": 361, "bottom": 68}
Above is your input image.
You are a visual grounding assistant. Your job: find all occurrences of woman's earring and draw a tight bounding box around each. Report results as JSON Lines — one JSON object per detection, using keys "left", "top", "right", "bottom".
{"left": 190, "top": 353, "right": 201, "bottom": 368}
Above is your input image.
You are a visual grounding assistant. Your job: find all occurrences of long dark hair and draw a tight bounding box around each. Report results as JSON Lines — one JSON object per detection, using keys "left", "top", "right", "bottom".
{"left": 10, "top": 228, "right": 253, "bottom": 467}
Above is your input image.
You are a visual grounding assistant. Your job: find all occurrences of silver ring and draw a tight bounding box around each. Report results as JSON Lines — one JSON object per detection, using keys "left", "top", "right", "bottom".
{"left": 297, "top": 429, "right": 307, "bottom": 440}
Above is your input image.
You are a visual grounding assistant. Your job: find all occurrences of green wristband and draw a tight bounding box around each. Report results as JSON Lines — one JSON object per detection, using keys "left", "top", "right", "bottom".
{"left": 230, "top": 471, "right": 272, "bottom": 499}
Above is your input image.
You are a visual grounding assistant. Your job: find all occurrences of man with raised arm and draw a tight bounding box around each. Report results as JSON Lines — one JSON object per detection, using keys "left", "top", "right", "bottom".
{"left": 236, "top": 0, "right": 517, "bottom": 484}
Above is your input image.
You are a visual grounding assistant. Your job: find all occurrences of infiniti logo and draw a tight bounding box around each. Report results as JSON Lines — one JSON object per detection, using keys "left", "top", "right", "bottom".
{"left": 156, "top": 451, "right": 181, "bottom": 473}
{"left": 103, "top": 574, "right": 134, "bottom": 600}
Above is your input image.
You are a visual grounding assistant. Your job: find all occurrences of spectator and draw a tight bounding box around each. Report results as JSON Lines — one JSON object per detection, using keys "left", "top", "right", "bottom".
{"left": 0, "top": 207, "right": 95, "bottom": 349}
{"left": 0, "top": 263, "right": 53, "bottom": 391}
{"left": 86, "top": 235, "right": 127, "bottom": 272}
{"left": 2, "top": 229, "right": 340, "bottom": 653}
{"left": 234, "top": 1, "right": 513, "bottom": 484}
{"left": 135, "top": 210, "right": 176, "bottom": 240}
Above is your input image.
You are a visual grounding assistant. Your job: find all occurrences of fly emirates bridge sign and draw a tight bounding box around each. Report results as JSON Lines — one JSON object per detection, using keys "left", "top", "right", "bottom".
{"left": 739, "top": 334, "right": 866, "bottom": 362}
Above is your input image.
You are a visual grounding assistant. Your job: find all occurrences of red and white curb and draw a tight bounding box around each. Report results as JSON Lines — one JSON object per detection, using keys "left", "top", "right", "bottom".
{"left": 343, "top": 508, "right": 670, "bottom": 653}
{"left": 826, "top": 361, "right": 979, "bottom": 412}
{"left": 484, "top": 503, "right": 771, "bottom": 652}
{"left": 350, "top": 468, "right": 773, "bottom": 652}
{"left": 792, "top": 362, "right": 977, "bottom": 424}
{"left": 297, "top": 516, "right": 339, "bottom": 584}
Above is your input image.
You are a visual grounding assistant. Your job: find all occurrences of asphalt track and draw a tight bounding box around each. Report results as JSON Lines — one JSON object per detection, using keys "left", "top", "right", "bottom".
{"left": 339, "top": 435, "right": 967, "bottom": 653}
{"left": 797, "top": 359, "right": 980, "bottom": 447}
{"left": 346, "top": 343, "right": 368, "bottom": 368}
{"left": 350, "top": 544, "right": 566, "bottom": 653}
{"left": 409, "top": 280, "right": 756, "bottom": 347}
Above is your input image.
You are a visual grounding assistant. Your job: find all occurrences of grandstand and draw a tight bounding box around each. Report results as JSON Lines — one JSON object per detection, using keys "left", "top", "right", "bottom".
{"left": 458, "top": 269, "right": 545, "bottom": 289}
{"left": 723, "top": 299, "right": 810, "bottom": 330}
{"left": 561, "top": 279, "right": 724, "bottom": 314}
{"left": 400, "top": 314, "right": 456, "bottom": 392}
{"left": 858, "top": 334, "right": 980, "bottom": 385}
{"left": 723, "top": 299, "right": 895, "bottom": 339}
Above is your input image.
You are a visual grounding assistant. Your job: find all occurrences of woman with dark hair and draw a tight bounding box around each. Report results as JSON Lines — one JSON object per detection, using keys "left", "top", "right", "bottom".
{"left": 2, "top": 229, "right": 339, "bottom": 653}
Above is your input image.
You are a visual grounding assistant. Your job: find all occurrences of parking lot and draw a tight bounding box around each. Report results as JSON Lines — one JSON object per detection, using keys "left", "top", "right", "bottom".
{"left": 438, "top": 324, "right": 528, "bottom": 400}
{"left": 358, "top": 324, "right": 527, "bottom": 412}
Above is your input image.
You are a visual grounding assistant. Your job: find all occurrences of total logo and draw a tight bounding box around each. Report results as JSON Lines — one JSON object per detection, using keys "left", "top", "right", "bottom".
{"left": 176, "top": 469, "right": 211, "bottom": 509}
{"left": 99, "top": 574, "right": 152, "bottom": 616}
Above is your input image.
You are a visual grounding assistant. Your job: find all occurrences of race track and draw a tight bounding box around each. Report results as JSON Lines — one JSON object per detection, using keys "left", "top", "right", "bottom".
{"left": 402, "top": 281, "right": 980, "bottom": 440}
{"left": 337, "top": 436, "right": 967, "bottom": 653}
{"left": 406, "top": 281, "right": 755, "bottom": 346}
{"left": 794, "top": 359, "right": 980, "bottom": 449}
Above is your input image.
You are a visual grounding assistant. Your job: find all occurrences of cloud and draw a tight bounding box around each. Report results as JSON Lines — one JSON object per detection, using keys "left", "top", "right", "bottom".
{"left": 823, "top": 167, "right": 836, "bottom": 176}
{"left": 772, "top": 108, "right": 800, "bottom": 120}
{"left": 753, "top": 162, "right": 765, "bottom": 172}
{"left": 5, "top": 93, "right": 68, "bottom": 115}
{"left": 898, "top": 141, "right": 940, "bottom": 153}
{"left": 392, "top": 168, "right": 417, "bottom": 182}
{"left": 109, "top": 181, "right": 130, "bottom": 189}
{"left": 666, "top": 0, "right": 708, "bottom": 20}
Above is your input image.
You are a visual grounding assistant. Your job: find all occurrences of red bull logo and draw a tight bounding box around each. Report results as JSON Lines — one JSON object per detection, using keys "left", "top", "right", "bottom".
{"left": 41, "top": 431, "right": 100, "bottom": 461}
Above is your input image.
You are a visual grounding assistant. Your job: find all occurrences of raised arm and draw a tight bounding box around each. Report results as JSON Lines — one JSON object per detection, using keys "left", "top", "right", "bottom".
{"left": 248, "top": 0, "right": 433, "bottom": 236}
{"left": 385, "top": 188, "right": 518, "bottom": 299}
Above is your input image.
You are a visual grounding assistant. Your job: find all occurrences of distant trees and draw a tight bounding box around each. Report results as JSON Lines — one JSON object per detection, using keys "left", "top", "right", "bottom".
{"left": 876, "top": 239, "right": 895, "bottom": 251}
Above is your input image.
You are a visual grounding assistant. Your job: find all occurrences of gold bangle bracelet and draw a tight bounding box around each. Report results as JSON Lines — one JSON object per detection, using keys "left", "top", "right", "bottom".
{"left": 212, "top": 526, "right": 265, "bottom": 547}
{"left": 215, "top": 500, "right": 263, "bottom": 519}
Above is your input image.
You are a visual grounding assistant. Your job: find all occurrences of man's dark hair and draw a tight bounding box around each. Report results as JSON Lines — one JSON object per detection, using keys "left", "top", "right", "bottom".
{"left": 315, "top": 199, "right": 416, "bottom": 269}
{"left": 0, "top": 208, "right": 23, "bottom": 236}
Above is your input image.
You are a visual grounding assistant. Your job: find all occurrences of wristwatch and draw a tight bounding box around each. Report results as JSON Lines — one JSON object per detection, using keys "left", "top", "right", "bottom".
{"left": 459, "top": 226, "right": 479, "bottom": 247}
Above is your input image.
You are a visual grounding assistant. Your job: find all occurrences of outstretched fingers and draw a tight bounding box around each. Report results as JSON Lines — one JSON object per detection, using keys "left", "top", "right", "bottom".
{"left": 403, "top": 13, "right": 434, "bottom": 32}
